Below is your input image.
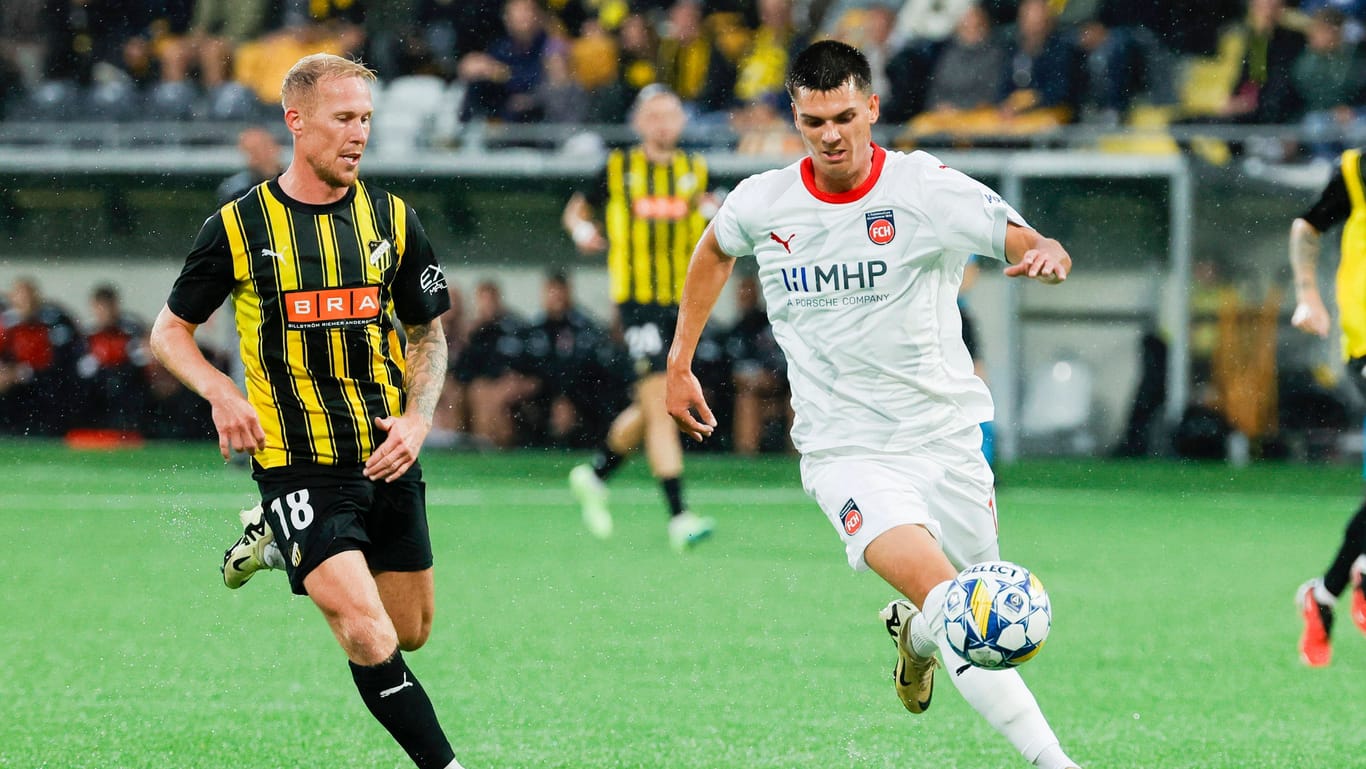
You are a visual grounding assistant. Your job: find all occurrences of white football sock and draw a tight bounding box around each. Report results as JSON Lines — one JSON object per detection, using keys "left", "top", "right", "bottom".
{"left": 1312, "top": 578, "right": 1338, "bottom": 607}
{"left": 263, "top": 541, "right": 285, "bottom": 570}
{"left": 908, "top": 581, "right": 949, "bottom": 658}
{"left": 914, "top": 578, "right": 1078, "bottom": 769}
{"left": 441, "top": 758, "right": 466, "bottom": 769}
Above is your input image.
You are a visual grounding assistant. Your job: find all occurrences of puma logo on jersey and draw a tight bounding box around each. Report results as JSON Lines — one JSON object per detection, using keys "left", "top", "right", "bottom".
{"left": 769, "top": 232, "right": 796, "bottom": 253}
{"left": 261, "top": 248, "right": 287, "bottom": 263}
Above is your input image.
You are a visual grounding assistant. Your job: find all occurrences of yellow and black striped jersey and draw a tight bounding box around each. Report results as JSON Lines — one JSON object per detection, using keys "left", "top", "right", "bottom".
{"left": 167, "top": 179, "right": 450, "bottom": 468}
{"left": 1302, "top": 148, "right": 1366, "bottom": 359}
{"left": 586, "top": 147, "right": 709, "bottom": 308}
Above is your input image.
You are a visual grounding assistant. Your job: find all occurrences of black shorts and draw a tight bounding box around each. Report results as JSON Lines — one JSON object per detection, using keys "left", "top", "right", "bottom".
{"left": 619, "top": 303, "right": 678, "bottom": 378}
{"left": 253, "top": 462, "right": 433, "bottom": 596}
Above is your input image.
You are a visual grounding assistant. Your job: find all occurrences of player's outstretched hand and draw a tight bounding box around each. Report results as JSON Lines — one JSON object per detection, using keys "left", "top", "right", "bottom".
{"left": 211, "top": 394, "right": 266, "bottom": 461}
{"left": 1291, "top": 297, "right": 1332, "bottom": 338}
{"left": 1004, "top": 240, "right": 1070, "bottom": 284}
{"left": 365, "top": 414, "right": 426, "bottom": 483}
{"left": 666, "top": 367, "right": 717, "bottom": 442}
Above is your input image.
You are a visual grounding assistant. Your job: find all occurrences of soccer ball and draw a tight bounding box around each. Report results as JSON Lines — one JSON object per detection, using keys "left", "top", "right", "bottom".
{"left": 942, "top": 560, "right": 1051, "bottom": 670}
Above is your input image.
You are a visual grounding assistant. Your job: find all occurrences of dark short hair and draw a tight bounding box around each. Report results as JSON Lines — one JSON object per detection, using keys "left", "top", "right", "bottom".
{"left": 92, "top": 283, "right": 119, "bottom": 304}
{"left": 785, "top": 40, "right": 873, "bottom": 99}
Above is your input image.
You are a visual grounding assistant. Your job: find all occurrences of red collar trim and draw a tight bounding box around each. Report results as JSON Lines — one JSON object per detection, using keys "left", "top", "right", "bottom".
{"left": 800, "top": 143, "right": 886, "bottom": 204}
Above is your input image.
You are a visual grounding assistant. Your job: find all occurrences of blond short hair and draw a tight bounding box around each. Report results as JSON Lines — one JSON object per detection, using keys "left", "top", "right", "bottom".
{"left": 280, "top": 53, "right": 376, "bottom": 112}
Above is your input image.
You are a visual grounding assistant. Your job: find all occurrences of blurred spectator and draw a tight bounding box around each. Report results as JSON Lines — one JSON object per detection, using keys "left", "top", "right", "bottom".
{"left": 724, "top": 274, "right": 789, "bottom": 455}
{"left": 416, "top": 0, "right": 503, "bottom": 79}
{"left": 454, "top": 280, "right": 538, "bottom": 447}
{"left": 1, "top": 0, "right": 46, "bottom": 91}
{"left": 889, "top": 0, "right": 974, "bottom": 52}
{"left": 1076, "top": 13, "right": 1147, "bottom": 123}
{"left": 1299, "top": 0, "right": 1366, "bottom": 38}
{"left": 163, "top": 0, "right": 270, "bottom": 92}
{"left": 520, "top": 271, "right": 621, "bottom": 448}
{"left": 656, "top": 0, "right": 738, "bottom": 116}
{"left": 733, "top": 0, "right": 803, "bottom": 112}
{"left": 997, "top": 0, "right": 1085, "bottom": 129}
{"left": 1096, "top": 0, "right": 1244, "bottom": 106}
{"left": 142, "top": 338, "right": 225, "bottom": 440}
{"left": 429, "top": 281, "right": 473, "bottom": 449}
{"left": 569, "top": 18, "right": 632, "bottom": 122}
{"left": 233, "top": 18, "right": 352, "bottom": 105}
{"left": 1294, "top": 7, "right": 1366, "bottom": 159}
{"left": 279, "top": 0, "right": 366, "bottom": 55}
{"left": 905, "top": 4, "right": 1007, "bottom": 136}
{"left": 728, "top": 0, "right": 808, "bottom": 150}
{"left": 457, "top": 0, "right": 553, "bottom": 122}
{"left": 0, "top": 277, "right": 82, "bottom": 436}
{"left": 40, "top": 0, "right": 131, "bottom": 90}
{"left": 41, "top": 0, "right": 97, "bottom": 84}
{"left": 1219, "top": 0, "right": 1306, "bottom": 124}
{"left": 539, "top": 35, "right": 589, "bottom": 124}
{"left": 881, "top": 0, "right": 975, "bottom": 122}
{"left": 116, "top": 1, "right": 195, "bottom": 91}
{"left": 217, "top": 125, "right": 284, "bottom": 203}
{"left": 616, "top": 12, "right": 662, "bottom": 105}
{"left": 77, "top": 284, "right": 150, "bottom": 431}
{"left": 828, "top": 2, "right": 899, "bottom": 99}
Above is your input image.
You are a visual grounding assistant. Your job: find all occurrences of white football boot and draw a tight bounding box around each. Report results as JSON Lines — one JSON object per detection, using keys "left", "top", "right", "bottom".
{"left": 667, "top": 510, "right": 715, "bottom": 552}
{"left": 569, "top": 464, "right": 613, "bottom": 539}
{"left": 221, "top": 504, "right": 278, "bottom": 589}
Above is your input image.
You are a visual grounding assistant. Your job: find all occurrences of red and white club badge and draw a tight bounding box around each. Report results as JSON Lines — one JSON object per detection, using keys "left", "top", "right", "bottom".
{"left": 839, "top": 498, "right": 864, "bottom": 535}
{"left": 865, "top": 209, "right": 895, "bottom": 245}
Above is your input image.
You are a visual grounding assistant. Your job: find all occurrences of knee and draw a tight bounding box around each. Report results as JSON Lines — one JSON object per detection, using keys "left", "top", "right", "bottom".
{"left": 396, "top": 618, "right": 432, "bottom": 652}
{"left": 326, "top": 609, "right": 400, "bottom": 665}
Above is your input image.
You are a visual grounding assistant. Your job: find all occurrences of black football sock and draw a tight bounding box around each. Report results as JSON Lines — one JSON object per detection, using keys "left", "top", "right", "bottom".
{"left": 349, "top": 649, "right": 455, "bottom": 769}
{"left": 1323, "top": 500, "right": 1366, "bottom": 596}
{"left": 591, "top": 447, "right": 625, "bottom": 480}
{"left": 661, "top": 476, "right": 685, "bottom": 517}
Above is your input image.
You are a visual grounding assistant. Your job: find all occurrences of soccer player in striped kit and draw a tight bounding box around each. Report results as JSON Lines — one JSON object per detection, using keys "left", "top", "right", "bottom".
{"left": 1288, "top": 147, "right": 1366, "bottom": 667}
{"left": 562, "top": 84, "right": 716, "bottom": 551}
{"left": 666, "top": 41, "right": 1082, "bottom": 768}
{"left": 150, "top": 54, "right": 466, "bottom": 769}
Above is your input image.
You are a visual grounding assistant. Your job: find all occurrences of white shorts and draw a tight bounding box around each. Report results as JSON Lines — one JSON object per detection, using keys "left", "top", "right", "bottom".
{"left": 799, "top": 427, "right": 999, "bottom": 571}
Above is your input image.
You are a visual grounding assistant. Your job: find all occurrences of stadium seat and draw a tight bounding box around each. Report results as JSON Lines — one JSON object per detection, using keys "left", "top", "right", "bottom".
{"left": 371, "top": 75, "right": 448, "bottom": 155}
{"left": 86, "top": 79, "right": 141, "bottom": 123}
{"left": 146, "top": 81, "right": 198, "bottom": 122}
{"left": 206, "top": 82, "right": 263, "bottom": 121}
{"left": 15, "top": 80, "right": 82, "bottom": 122}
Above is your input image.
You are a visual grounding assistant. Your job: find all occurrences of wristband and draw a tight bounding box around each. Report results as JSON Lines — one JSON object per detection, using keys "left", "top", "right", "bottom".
{"left": 572, "top": 220, "right": 597, "bottom": 246}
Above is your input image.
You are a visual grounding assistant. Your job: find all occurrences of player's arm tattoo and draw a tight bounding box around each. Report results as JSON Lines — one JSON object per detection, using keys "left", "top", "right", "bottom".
{"left": 401, "top": 320, "right": 447, "bottom": 425}
{"left": 1289, "top": 218, "right": 1321, "bottom": 298}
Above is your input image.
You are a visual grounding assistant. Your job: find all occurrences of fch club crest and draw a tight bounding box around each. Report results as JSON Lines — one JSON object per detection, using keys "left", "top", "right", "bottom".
{"left": 865, "top": 209, "right": 895, "bottom": 245}
{"left": 839, "top": 498, "right": 863, "bottom": 535}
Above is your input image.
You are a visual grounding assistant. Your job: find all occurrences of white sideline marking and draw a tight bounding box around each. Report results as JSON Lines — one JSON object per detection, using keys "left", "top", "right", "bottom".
{"left": 2, "top": 486, "right": 814, "bottom": 511}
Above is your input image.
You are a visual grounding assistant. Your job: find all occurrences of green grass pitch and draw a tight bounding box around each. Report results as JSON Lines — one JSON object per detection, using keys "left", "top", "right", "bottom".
{"left": 2, "top": 440, "right": 1364, "bottom": 768}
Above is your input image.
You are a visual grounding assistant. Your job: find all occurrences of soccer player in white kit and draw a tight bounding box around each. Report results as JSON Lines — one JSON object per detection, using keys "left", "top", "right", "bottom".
{"left": 666, "top": 41, "right": 1081, "bottom": 769}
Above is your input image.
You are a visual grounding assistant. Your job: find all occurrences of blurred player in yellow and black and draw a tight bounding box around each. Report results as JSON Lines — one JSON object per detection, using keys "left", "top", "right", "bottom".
{"left": 561, "top": 84, "right": 716, "bottom": 551}
{"left": 148, "top": 54, "right": 466, "bottom": 769}
{"left": 1288, "top": 146, "right": 1366, "bottom": 668}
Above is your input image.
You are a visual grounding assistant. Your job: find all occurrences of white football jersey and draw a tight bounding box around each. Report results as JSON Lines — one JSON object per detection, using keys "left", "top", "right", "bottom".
{"left": 711, "top": 144, "right": 1027, "bottom": 454}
